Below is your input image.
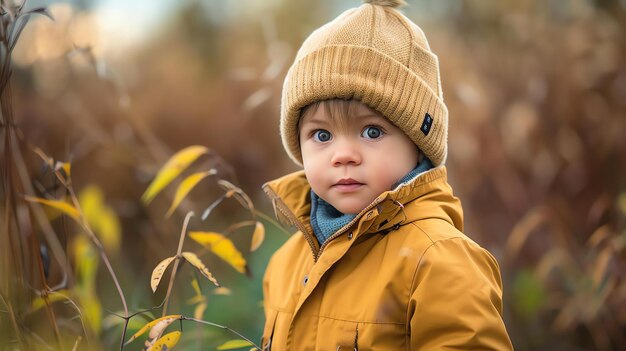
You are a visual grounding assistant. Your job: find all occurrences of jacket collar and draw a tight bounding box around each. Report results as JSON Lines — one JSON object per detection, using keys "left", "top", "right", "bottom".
{"left": 262, "top": 166, "right": 463, "bottom": 258}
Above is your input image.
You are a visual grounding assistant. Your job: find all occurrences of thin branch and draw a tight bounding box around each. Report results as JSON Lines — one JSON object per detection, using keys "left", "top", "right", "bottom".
{"left": 182, "top": 316, "right": 260, "bottom": 350}
{"left": 162, "top": 211, "right": 194, "bottom": 317}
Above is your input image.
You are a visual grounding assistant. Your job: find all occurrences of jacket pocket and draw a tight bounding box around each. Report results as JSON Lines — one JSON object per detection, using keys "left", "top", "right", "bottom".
{"left": 330, "top": 320, "right": 407, "bottom": 351}
{"left": 261, "top": 309, "right": 278, "bottom": 350}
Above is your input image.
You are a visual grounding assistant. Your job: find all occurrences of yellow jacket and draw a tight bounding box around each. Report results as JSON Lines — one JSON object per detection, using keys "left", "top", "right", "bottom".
{"left": 261, "top": 166, "right": 513, "bottom": 350}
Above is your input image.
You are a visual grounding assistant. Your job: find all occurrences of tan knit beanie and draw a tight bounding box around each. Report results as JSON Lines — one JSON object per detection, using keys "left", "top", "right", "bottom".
{"left": 280, "top": 0, "right": 448, "bottom": 167}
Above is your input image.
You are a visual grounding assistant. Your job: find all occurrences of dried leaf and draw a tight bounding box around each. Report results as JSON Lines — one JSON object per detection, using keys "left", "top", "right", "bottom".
{"left": 124, "top": 315, "right": 182, "bottom": 346}
{"left": 33, "top": 147, "right": 54, "bottom": 168}
{"left": 25, "top": 195, "right": 80, "bottom": 222}
{"left": 71, "top": 336, "right": 82, "bottom": 351}
{"left": 242, "top": 87, "right": 272, "bottom": 112}
{"left": 189, "top": 232, "right": 247, "bottom": 274}
{"left": 181, "top": 252, "right": 220, "bottom": 287}
{"left": 218, "top": 179, "right": 254, "bottom": 210}
{"left": 147, "top": 331, "right": 182, "bottom": 351}
{"left": 213, "top": 287, "right": 232, "bottom": 296}
{"left": 592, "top": 248, "right": 613, "bottom": 289}
{"left": 250, "top": 221, "right": 265, "bottom": 252}
{"left": 587, "top": 225, "right": 612, "bottom": 249}
{"left": 166, "top": 170, "right": 216, "bottom": 218}
{"left": 148, "top": 316, "right": 178, "bottom": 340}
{"left": 217, "top": 339, "right": 254, "bottom": 350}
{"left": 505, "top": 207, "right": 546, "bottom": 258}
{"left": 142, "top": 145, "right": 209, "bottom": 204}
{"left": 201, "top": 195, "right": 227, "bottom": 220}
{"left": 151, "top": 256, "right": 176, "bottom": 293}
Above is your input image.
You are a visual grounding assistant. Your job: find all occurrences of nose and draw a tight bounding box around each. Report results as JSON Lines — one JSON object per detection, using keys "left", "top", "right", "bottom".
{"left": 331, "top": 138, "right": 361, "bottom": 167}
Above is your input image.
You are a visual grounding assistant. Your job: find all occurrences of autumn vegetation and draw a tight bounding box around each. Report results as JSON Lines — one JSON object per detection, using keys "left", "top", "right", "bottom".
{"left": 1, "top": 1, "right": 625, "bottom": 350}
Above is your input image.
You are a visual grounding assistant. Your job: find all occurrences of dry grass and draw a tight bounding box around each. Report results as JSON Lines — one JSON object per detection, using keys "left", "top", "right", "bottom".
{"left": 1, "top": 0, "right": 625, "bottom": 350}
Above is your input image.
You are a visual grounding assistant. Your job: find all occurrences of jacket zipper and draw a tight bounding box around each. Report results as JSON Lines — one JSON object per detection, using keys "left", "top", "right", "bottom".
{"left": 316, "top": 199, "right": 382, "bottom": 260}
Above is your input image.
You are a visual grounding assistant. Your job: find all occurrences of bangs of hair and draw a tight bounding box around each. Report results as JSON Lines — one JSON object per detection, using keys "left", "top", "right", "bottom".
{"left": 299, "top": 99, "right": 361, "bottom": 132}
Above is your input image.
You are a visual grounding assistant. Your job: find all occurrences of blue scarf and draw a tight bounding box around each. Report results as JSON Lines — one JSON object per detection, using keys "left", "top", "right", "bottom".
{"left": 310, "top": 158, "right": 434, "bottom": 245}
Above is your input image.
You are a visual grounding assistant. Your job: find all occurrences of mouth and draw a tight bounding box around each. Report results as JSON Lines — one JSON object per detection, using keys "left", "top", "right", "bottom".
{"left": 332, "top": 178, "right": 364, "bottom": 192}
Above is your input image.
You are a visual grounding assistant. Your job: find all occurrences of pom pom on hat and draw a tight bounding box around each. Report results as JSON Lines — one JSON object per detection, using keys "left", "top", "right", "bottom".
{"left": 280, "top": 0, "right": 449, "bottom": 167}
{"left": 362, "top": 0, "right": 407, "bottom": 8}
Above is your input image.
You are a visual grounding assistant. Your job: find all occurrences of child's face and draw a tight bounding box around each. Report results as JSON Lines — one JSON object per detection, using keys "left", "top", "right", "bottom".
{"left": 299, "top": 100, "right": 419, "bottom": 215}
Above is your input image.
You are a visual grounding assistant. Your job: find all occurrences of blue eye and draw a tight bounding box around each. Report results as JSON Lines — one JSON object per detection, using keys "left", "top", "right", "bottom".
{"left": 362, "top": 126, "right": 383, "bottom": 139}
{"left": 313, "top": 130, "right": 332, "bottom": 142}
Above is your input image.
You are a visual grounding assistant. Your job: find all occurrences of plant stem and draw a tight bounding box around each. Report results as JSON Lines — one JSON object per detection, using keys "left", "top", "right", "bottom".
{"left": 183, "top": 316, "right": 260, "bottom": 350}
{"left": 254, "top": 209, "right": 291, "bottom": 236}
{"left": 162, "top": 211, "right": 194, "bottom": 317}
{"left": 65, "top": 187, "right": 129, "bottom": 350}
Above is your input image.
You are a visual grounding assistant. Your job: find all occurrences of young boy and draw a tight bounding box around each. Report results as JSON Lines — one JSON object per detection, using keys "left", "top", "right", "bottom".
{"left": 261, "top": 0, "right": 513, "bottom": 349}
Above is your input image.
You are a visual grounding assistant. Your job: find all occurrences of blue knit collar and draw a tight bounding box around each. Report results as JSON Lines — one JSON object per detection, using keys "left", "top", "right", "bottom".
{"left": 310, "top": 158, "right": 434, "bottom": 245}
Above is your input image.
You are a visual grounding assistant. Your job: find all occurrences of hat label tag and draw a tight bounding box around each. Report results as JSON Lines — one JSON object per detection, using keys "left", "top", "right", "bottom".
{"left": 421, "top": 113, "right": 433, "bottom": 136}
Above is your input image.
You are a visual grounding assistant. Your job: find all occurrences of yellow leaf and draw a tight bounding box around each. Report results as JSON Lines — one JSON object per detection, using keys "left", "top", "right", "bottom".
{"left": 191, "top": 277, "right": 202, "bottom": 297}
{"left": 72, "top": 236, "right": 102, "bottom": 334}
{"left": 124, "top": 315, "right": 182, "bottom": 346}
{"left": 166, "top": 170, "right": 216, "bottom": 217}
{"left": 250, "top": 221, "right": 265, "bottom": 252}
{"left": 31, "top": 289, "right": 71, "bottom": 312}
{"left": 81, "top": 292, "right": 102, "bottom": 334}
{"left": 54, "top": 161, "right": 71, "bottom": 177}
{"left": 73, "top": 236, "right": 98, "bottom": 290}
{"left": 147, "top": 331, "right": 181, "bottom": 351}
{"left": 189, "top": 232, "right": 247, "bottom": 274}
{"left": 148, "top": 316, "right": 178, "bottom": 339}
{"left": 217, "top": 339, "right": 254, "bottom": 350}
{"left": 98, "top": 208, "right": 121, "bottom": 253}
{"left": 79, "top": 186, "right": 121, "bottom": 253}
{"left": 187, "top": 278, "right": 206, "bottom": 305}
{"left": 181, "top": 252, "right": 220, "bottom": 287}
{"left": 151, "top": 256, "right": 176, "bottom": 293}
{"left": 142, "top": 145, "right": 209, "bottom": 204}
{"left": 25, "top": 195, "right": 80, "bottom": 222}
{"left": 194, "top": 302, "right": 207, "bottom": 320}
{"left": 187, "top": 295, "right": 205, "bottom": 305}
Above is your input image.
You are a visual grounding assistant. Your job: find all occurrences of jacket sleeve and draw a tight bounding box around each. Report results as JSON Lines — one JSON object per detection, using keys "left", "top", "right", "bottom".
{"left": 408, "top": 237, "right": 513, "bottom": 350}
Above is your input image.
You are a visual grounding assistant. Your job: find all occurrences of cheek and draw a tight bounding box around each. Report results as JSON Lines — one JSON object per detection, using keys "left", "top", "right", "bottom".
{"left": 302, "top": 153, "right": 324, "bottom": 187}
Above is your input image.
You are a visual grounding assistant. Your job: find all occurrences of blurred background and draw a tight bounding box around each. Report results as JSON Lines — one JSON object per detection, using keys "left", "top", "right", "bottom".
{"left": 1, "top": 0, "right": 625, "bottom": 350}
